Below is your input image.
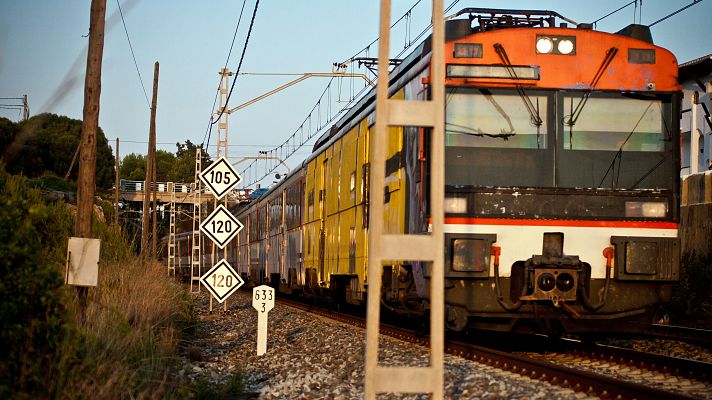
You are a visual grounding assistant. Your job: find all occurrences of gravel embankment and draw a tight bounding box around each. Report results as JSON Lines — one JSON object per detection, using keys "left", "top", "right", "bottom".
{"left": 180, "top": 290, "right": 585, "bottom": 399}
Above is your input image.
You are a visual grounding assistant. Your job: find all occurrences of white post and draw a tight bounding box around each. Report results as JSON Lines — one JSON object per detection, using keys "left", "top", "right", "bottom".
{"left": 691, "top": 91, "right": 700, "bottom": 174}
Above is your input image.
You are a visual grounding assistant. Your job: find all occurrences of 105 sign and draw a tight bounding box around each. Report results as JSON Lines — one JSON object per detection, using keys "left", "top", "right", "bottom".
{"left": 199, "top": 156, "right": 242, "bottom": 200}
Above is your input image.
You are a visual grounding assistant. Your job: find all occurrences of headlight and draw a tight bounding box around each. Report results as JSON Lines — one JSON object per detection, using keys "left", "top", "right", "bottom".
{"left": 557, "top": 39, "right": 574, "bottom": 55}
{"left": 625, "top": 201, "right": 667, "bottom": 218}
{"left": 536, "top": 35, "right": 576, "bottom": 55}
{"left": 536, "top": 37, "right": 553, "bottom": 54}
{"left": 444, "top": 197, "right": 467, "bottom": 214}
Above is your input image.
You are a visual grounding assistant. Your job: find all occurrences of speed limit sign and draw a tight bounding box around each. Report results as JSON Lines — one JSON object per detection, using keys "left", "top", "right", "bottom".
{"left": 200, "top": 259, "right": 244, "bottom": 303}
{"left": 200, "top": 205, "right": 243, "bottom": 249}
{"left": 200, "top": 156, "right": 242, "bottom": 200}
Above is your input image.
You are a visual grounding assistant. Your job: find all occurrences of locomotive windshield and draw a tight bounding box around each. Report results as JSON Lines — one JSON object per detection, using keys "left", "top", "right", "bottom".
{"left": 445, "top": 88, "right": 548, "bottom": 149}
{"left": 444, "top": 87, "right": 675, "bottom": 190}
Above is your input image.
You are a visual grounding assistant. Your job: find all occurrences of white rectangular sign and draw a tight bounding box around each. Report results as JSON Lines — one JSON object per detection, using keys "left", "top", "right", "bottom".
{"left": 252, "top": 285, "right": 275, "bottom": 356}
{"left": 65, "top": 237, "right": 101, "bottom": 286}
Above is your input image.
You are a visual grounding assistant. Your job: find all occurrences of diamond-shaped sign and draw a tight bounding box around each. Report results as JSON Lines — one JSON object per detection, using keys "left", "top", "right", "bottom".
{"left": 200, "top": 156, "right": 242, "bottom": 200}
{"left": 200, "top": 205, "right": 243, "bottom": 249}
{"left": 200, "top": 259, "right": 244, "bottom": 303}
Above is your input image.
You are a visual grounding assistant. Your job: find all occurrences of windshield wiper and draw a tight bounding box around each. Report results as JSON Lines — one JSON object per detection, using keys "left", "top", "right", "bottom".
{"left": 565, "top": 47, "right": 618, "bottom": 148}
{"left": 493, "top": 43, "right": 544, "bottom": 148}
{"left": 597, "top": 101, "right": 656, "bottom": 188}
{"left": 446, "top": 122, "right": 516, "bottom": 140}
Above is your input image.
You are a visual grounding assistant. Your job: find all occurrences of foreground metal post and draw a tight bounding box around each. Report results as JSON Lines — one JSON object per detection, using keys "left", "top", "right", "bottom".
{"left": 364, "top": 0, "right": 445, "bottom": 398}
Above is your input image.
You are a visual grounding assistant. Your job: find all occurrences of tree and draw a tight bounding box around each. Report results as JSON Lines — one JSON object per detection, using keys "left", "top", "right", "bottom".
{"left": 118, "top": 140, "right": 211, "bottom": 184}
{"left": 171, "top": 140, "right": 210, "bottom": 183}
{"left": 0, "top": 118, "right": 19, "bottom": 153}
{"left": 119, "top": 153, "right": 146, "bottom": 181}
{"left": 0, "top": 113, "right": 115, "bottom": 189}
{"left": 155, "top": 150, "right": 175, "bottom": 182}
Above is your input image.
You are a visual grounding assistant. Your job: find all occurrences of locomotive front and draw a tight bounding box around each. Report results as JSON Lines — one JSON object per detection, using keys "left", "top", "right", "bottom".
{"left": 418, "top": 9, "right": 681, "bottom": 333}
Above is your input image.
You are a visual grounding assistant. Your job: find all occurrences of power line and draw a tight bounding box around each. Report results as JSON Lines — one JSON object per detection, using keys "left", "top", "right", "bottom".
{"left": 649, "top": 0, "right": 703, "bottom": 27}
{"left": 116, "top": 139, "right": 287, "bottom": 147}
{"left": 209, "top": 0, "right": 261, "bottom": 127}
{"left": 116, "top": 0, "right": 151, "bottom": 109}
{"left": 201, "top": 0, "right": 249, "bottom": 147}
{"left": 238, "top": 0, "right": 462, "bottom": 187}
{"left": 205, "top": 0, "right": 261, "bottom": 153}
{"left": 592, "top": 0, "right": 637, "bottom": 26}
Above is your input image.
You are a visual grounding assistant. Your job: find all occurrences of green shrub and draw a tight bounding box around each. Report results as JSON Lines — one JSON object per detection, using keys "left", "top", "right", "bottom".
{"left": 0, "top": 168, "right": 74, "bottom": 398}
{"left": 0, "top": 165, "right": 201, "bottom": 399}
{"left": 32, "top": 171, "right": 76, "bottom": 192}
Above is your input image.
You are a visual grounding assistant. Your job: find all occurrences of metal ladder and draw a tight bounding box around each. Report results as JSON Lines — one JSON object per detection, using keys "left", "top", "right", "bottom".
{"left": 167, "top": 182, "right": 176, "bottom": 276}
{"left": 190, "top": 148, "right": 203, "bottom": 293}
{"left": 364, "top": 0, "right": 445, "bottom": 398}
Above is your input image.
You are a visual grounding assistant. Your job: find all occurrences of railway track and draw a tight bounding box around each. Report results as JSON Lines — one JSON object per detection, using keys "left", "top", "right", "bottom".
{"left": 278, "top": 297, "right": 710, "bottom": 399}
{"left": 644, "top": 324, "right": 712, "bottom": 347}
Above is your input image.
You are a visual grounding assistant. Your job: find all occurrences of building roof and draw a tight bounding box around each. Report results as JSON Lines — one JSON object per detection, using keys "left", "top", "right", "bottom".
{"left": 679, "top": 53, "right": 712, "bottom": 83}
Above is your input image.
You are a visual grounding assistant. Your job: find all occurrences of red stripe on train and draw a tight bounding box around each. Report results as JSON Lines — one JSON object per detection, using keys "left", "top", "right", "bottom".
{"left": 443, "top": 217, "right": 678, "bottom": 229}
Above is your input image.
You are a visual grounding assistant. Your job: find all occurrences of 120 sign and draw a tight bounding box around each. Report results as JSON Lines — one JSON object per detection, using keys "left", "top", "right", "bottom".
{"left": 211, "top": 273, "right": 235, "bottom": 288}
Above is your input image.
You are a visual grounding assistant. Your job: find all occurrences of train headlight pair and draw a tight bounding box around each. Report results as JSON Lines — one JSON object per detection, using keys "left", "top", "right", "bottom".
{"left": 537, "top": 271, "right": 575, "bottom": 292}
{"left": 536, "top": 35, "right": 576, "bottom": 55}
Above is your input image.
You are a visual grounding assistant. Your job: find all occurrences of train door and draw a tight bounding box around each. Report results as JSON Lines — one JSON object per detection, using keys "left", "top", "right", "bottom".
{"left": 319, "top": 156, "right": 327, "bottom": 283}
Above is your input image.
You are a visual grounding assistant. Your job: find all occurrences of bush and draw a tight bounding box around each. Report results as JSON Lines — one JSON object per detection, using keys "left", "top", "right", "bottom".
{"left": 0, "top": 168, "right": 74, "bottom": 397}
{"left": 0, "top": 166, "right": 199, "bottom": 399}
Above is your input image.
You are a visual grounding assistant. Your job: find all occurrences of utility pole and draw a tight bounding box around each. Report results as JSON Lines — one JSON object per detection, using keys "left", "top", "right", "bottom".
{"left": 114, "top": 137, "right": 119, "bottom": 226}
{"left": 75, "top": 0, "right": 106, "bottom": 304}
{"left": 151, "top": 146, "right": 157, "bottom": 257}
{"left": 142, "top": 62, "right": 159, "bottom": 256}
{"left": 22, "top": 95, "right": 29, "bottom": 121}
{"left": 76, "top": 0, "right": 106, "bottom": 241}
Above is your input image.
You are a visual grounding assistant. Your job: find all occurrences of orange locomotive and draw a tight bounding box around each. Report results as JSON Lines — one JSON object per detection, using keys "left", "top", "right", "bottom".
{"left": 186, "top": 9, "right": 682, "bottom": 334}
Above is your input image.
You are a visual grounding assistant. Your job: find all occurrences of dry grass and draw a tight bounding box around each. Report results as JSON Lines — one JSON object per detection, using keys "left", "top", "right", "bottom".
{"left": 53, "top": 228, "right": 194, "bottom": 399}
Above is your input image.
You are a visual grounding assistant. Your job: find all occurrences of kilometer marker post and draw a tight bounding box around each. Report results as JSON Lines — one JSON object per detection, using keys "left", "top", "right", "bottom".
{"left": 252, "top": 285, "right": 275, "bottom": 356}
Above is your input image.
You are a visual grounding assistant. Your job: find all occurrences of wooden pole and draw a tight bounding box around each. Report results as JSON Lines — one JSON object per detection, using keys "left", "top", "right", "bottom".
{"left": 76, "top": 0, "right": 106, "bottom": 305}
{"left": 151, "top": 143, "right": 157, "bottom": 257}
{"left": 76, "top": 0, "right": 106, "bottom": 239}
{"left": 114, "top": 137, "right": 119, "bottom": 226}
{"left": 142, "top": 62, "right": 159, "bottom": 256}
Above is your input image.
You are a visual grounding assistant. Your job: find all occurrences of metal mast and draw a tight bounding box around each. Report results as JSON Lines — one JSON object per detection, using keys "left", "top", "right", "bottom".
{"left": 190, "top": 147, "right": 203, "bottom": 293}
{"left": 364, "top": 0, "right": 445, "bottom": 398}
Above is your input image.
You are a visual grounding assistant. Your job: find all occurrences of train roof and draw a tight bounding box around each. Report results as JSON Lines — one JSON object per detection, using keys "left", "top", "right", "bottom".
{"left": 236, "top": 8, "right": 677, "bottom": 211}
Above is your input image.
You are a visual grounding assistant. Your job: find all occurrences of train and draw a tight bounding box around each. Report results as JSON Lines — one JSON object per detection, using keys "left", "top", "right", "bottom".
{"left": 168, "top": 8, "right": 682, "bottom": 335}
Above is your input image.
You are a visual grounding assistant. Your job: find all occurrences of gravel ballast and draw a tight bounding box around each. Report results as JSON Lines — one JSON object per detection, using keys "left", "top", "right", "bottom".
{"left": 181, "top": 290, "right": 585, "bottom": 399}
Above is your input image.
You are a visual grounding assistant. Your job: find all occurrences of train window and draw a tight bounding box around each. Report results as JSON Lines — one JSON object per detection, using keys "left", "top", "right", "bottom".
{"left": 445, "top": 87, "right": 548, "bottom": 149}
{"left": 562, "top": 95, "right": 664, "bottom": 152}
{"left": 558, "top": 93, "right": 674, "bottom": 190}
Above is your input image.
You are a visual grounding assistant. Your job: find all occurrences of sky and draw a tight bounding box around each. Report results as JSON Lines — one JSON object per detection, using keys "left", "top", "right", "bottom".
{"left": 1, "top": 0, "right": 710, "bottom": 187}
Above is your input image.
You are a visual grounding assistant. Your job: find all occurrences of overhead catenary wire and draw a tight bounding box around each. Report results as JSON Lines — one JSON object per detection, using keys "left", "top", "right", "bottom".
{"left": 116, "top": 0, "right": 150, "bottom": 109}
{"left": 200, "top": 0, "right": 249, "bottom": 148}
{"left": 238, "top": 0, "right": 462, "bottom": 187}
{"left": 649, "top": 0, "right": 703, "bottom": 27}
{"left": 204, "top": 0, "right": 261, "bottom": 154}
{"left": 592, "top": 1, "right": 636, "bottom": 26}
